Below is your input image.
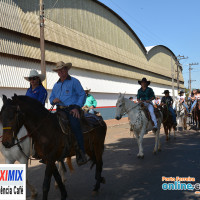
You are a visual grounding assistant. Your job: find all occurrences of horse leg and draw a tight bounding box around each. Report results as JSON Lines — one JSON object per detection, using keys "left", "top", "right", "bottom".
{"left": 174, "top": 127, "right": 176, "bottom": 139}
{"left": 52, "top": 163, "right": 67, "bottom": 200}
{"left": 153, "top": 124, "right": 161, "bottom": 154}
{"left": 43, "top": 163, "right": 53, "bottom": 200}
{"left": 137, "top": 130, "right": 145, "bottom": 158}
{"left": 184, "top": 116, "right": 187, "bottom": 130}
{"left": 164, "top": 126, "right": 168, "bottom": 141}
{"left": 133, "top": 131, "right": 141, "bottom": 158}
{"left": 27, "top": 179, "right": 38, "bottom": 200}
{"left": 18, "top": 157, "right": 38, "bottom": 199}
{"left": 93, "top": 138, "right": 105, "bottom": 194}
{"left": 93, "top": 158, "right": 103, "bottom": 194}
{"left": 168, "top": 126, "right": 171, "bottom": 140}
{"left": 153, "top": 129, "right": 158, "bottom": 154}
{"left": 158, "top": 128, "right": 161, "bottom": 152}
{"left": 55, "top": 161, "right": 67, "bottom": 188}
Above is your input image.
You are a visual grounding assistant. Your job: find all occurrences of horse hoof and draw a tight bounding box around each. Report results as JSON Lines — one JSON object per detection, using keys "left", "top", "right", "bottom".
{"left": 31, "top": 192, "right": 38, "bottom": 200}
{"left": 92, "top": 190, "right": 99, "bottom": 196}
{"left": 153, "top": 151, "right": 157, "bottom": 155}
{"left": 101, "top": 177, "right": 106, "bottom": 184}
{"left": 158, "top": 149, "right": 162, "bottom": 152}
{"left": 55, "top": 184, "right": 58, "bottom": 189}
{"left": 137, "top": 155, "right": 144, "bottom": 159}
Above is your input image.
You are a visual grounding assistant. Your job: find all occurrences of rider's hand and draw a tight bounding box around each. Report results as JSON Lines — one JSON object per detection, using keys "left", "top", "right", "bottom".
{"left": 70, "top": 108, "right": 80, "bottom": 119}
{"left": 90, "top": 106, "right": 94, "bottom": 109}
{"left": 53, "top": 98, "right": 61, "bottom": 104}
{"left": 146, "top": 100, "right": 150, "bottom": 103}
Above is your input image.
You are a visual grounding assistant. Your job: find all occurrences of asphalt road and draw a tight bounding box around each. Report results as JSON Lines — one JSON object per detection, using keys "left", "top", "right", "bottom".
{"left": 1, "top": 123, "right": 200, "bottom": 200}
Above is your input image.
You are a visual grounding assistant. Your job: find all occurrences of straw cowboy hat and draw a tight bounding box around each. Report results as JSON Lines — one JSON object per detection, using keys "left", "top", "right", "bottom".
{"left": 162, "top": 90, "right": 170, "bottom": 94}
{"left": 24, "top": 69, "right": 45, "bottom": 81}
{"left": 138, "top": 77, "right": 151, "bottom": 86}
{"left": 52, "top": 61, "right": 72, "bottom": 72}
{"left": 84, "top": 87, "right": 91, "bottom": 92}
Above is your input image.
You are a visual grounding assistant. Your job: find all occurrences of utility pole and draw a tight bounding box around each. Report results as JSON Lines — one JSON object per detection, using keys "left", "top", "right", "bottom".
{"left": 176, "top": 55, "right": 188, "bottom": 93}
{"left": 40, "top": 0, "right": 46, "bottom": 88}
{"left": 171, "top": 56, "right": 175, "bottom": 101}
{"left": 188, "top": 62, "right": 199, "bottom": 94}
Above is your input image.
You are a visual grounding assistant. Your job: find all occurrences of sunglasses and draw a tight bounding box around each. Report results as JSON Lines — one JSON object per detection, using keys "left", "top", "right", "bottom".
{"left": 28, "top": 77, "right": 38, "bottom": 81}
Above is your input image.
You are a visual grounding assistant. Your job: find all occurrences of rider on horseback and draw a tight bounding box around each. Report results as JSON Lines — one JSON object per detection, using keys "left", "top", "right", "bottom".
{"left": 177, "top": 90, "right": 189, "bottom": 113}
{"left": 137, "top": 77, "right": 158, "bottom": 132}
{"left": 83, "top": 88, "right": 97, "bottom": 114}
{"left": 50, "top": 61, "right": 87, "bottom": 166}
{"left": 24, "top": 69, "right": 48, "bottom": 160}
{"left": 161, "top": 90, "right": 177, "bottom": 126}
{"left": 188, "top": 89, "right": 198, "bottom": 114}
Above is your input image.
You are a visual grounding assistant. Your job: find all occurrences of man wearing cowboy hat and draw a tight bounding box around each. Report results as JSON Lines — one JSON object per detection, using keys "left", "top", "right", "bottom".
{"left": 83, "top": 88, "right": 97, "bottom": 114}
{"left": 24, "top": 69, "right": 47, "bottom": 106}
{"left": 49, "top": 61, "right": 87, "bottom": 165}
{"left": 161, "top": 90, "right": 177, "bottom": 126}
{"left": 137, "top": 77, "right": 158, "bottom": 131}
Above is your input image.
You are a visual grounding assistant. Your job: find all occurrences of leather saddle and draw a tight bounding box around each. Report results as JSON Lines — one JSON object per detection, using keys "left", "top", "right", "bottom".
{"left": 140, "top": 103, "right": 161, "bottom": 124}
{"left": 56, "top": 109, "right": 104, "bottom": 135}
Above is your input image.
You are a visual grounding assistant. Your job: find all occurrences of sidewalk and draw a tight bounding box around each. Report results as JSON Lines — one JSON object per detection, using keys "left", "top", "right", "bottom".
{"left": 105, "top": 117, "right": 128, "bottom": 127}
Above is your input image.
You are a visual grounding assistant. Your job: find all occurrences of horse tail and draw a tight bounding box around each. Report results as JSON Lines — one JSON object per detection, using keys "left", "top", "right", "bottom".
{"left": 66, "top": 157, "right": 74, "bottom": 173}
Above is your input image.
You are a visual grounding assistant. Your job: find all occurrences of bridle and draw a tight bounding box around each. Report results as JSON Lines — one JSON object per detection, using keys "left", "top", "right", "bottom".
{"left": 120, "top": 101, "right": 141, "bottom": 116}
{"left": 1, "top": 104, "right": 55, "bottom": 161}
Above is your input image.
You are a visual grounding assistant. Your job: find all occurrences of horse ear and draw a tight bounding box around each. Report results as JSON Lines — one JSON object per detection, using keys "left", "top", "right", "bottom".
{"left": 2, "top": 95, "right": 7, "bottom": 104}
{"left": 12, "top": 94, "right": 18, "bottom": 102}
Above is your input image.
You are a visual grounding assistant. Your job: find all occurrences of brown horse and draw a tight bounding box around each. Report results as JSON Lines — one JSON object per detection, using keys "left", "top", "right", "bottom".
{"left": 193, "top": 100, "right": 200, "bottom": 130}
{"left": 161, "top": 106, "right": 176, "bottom": 141}
{"left": 1, "top": 95, "right": 106, "bottom": 200}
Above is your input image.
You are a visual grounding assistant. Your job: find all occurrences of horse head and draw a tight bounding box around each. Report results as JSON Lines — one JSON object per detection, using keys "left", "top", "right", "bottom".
{"left": 1, "top": 94, "right": 24, "bottom": 148}
{"left": 115, "top": 93, "right": 126, "bottom": 120}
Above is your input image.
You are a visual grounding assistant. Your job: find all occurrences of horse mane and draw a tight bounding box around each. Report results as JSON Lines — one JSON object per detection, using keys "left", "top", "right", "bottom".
{"left": 13, "top": 95, "right": 50, "bottom": 117}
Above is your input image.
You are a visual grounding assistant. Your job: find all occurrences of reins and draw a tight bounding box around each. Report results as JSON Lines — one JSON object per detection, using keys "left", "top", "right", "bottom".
{"left": 1, "top": 104, "right": 55, "bottom": 163}
{"left": 122, "top": 102, "right": 141, "bottom": 116}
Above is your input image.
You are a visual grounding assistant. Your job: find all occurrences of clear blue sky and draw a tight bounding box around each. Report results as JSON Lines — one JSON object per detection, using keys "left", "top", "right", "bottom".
{"left": 99, "top": 0, "right": 200, "bottom": 89}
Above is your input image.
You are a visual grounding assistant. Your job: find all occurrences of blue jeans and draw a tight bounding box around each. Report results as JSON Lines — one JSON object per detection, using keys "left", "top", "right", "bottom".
{"left": 89, "top": 109, "right": 95, "bottom": 114}
{"left": 168, "top": 107, "right": 176, "bottom": 123}
{"left": 63, "top": 107, "right": 85, "bottom": 153}
{"left": 190, "top": 100, "right": 197, "bottom": 113}
{"left": 183, "top": 102, "right": 189, "bottom": 113}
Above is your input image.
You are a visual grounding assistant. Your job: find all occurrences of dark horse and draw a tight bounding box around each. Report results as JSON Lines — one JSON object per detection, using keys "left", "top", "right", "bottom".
{"left": 193, "top": 100, "right": 200, "bottom": 130}
{"left": 1, "top": 95, "right": 107, "bottom": 200}
{"left": 161, "top": 105, "right": 176, "bottom": 141}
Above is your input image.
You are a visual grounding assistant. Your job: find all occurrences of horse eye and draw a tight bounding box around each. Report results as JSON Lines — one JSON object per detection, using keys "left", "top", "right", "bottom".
{"left": 119, "top": 105, "right": 122, "bottom": 107}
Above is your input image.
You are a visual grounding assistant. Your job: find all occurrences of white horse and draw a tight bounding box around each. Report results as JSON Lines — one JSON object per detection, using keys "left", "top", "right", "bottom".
{"left": 115, "top": 93, "right": 163, "bottom": 158}
{"left": 175, "top": 100, "right": 187, "bottom": 131}
{"left": 0, "top": 122, "right": 37, "bottom": 199}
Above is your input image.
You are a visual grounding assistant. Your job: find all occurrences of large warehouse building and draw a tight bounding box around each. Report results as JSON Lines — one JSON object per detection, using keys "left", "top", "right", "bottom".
{"left": 0, "top": 0, "right": 184, "bottom": 119}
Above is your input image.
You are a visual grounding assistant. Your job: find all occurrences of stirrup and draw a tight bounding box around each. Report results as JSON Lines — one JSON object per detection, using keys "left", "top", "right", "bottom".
{"left": 76, "top": 150, "right": 88, "bottom": 166}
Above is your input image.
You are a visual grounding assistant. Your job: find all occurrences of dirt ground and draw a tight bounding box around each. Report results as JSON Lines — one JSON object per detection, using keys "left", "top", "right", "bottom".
{"left": 1, "top": 118, "right": 200, "bottom": 200}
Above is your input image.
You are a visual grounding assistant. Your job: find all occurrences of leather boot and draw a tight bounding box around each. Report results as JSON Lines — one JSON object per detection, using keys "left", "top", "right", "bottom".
{"left": 76, "top": 149, "right": 88, "bottom": 166}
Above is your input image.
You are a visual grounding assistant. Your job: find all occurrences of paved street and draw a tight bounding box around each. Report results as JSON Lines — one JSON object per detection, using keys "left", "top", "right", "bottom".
{"left": 1, "top": 119, "right": 200, "bottom": 200}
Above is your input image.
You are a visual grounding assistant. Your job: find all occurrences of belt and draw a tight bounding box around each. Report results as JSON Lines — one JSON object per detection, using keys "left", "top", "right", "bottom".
{"left": 57, "top": 105, "right": 74, "bottom": 109}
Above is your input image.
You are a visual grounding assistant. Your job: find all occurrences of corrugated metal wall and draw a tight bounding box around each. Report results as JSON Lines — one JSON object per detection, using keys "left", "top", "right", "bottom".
{"left": 0, "top": 0, "right": 184, "bottom": 87}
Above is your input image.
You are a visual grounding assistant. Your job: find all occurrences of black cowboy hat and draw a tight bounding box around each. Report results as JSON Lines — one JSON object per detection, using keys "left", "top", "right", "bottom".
{"left": 138, "top": 77, "right": 150, "bottom": 86}
{"left": 178, "top": 90, "right": 184, "bottom": 94}
{"left": 162, "top": 90, "right": 170, "bottom": 94}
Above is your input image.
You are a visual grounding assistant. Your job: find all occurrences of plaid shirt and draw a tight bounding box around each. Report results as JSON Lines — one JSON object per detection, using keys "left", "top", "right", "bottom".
{"left": 137, "top": 87, "right": 155, "bottom": 101}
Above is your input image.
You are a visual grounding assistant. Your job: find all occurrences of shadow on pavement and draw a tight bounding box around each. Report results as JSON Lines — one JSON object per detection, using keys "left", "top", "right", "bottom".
{"left": 26, "top": 130, "right": 200, "bottom": 200}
